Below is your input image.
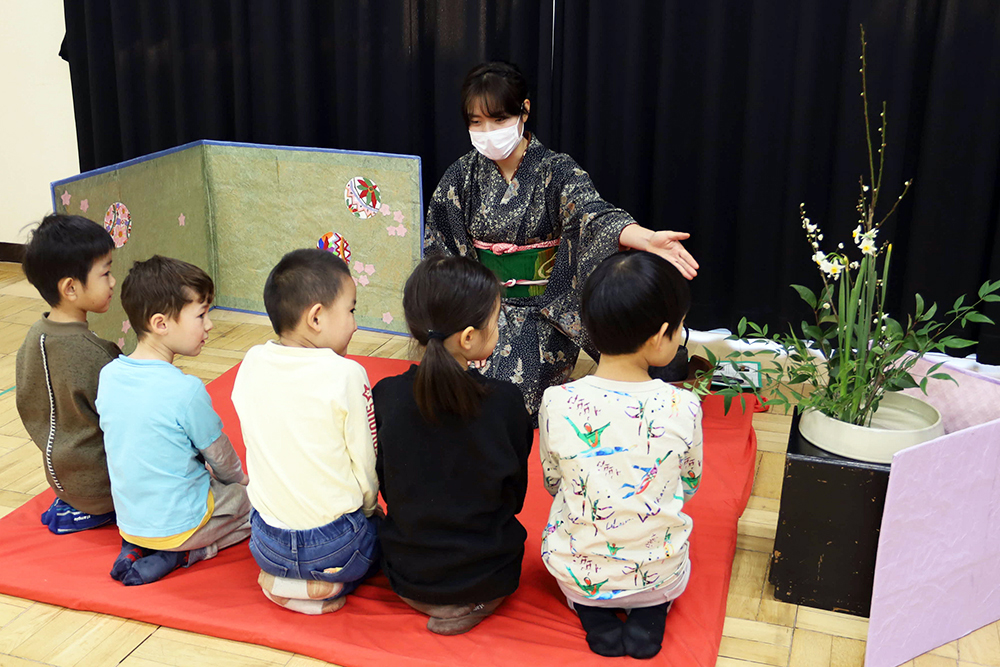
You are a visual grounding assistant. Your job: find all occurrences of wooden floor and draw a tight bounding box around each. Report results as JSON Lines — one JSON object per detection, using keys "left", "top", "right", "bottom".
{"left": 0, "top": 261, "right": 997, "bottom": 666}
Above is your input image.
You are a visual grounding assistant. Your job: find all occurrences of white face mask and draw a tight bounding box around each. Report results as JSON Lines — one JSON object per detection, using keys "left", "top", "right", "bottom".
{"left": 469, "top": 118, "right": 523, "bottom": 161}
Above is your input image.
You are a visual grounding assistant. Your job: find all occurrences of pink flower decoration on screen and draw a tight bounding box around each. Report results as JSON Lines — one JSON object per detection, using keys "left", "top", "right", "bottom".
{"left": 117, "top": 338, "right": 125, "bottom": 348}
{"left": 387, "top": 226, "right": 397, "bottom": 236}
{"left": 393, "top": 210, "right": 405, "bottom": 224}
{"left": 80, "top": 199, "right": 89, "bottom": 213}
{"left": 353, "top": 261, "right": 365, "bottom": 273}
{"left": 122, "top": 320, "right": 131, "bottom": 334}
{"left": 382, "top": 312, "right": 393, "bottom": 325}
{"left": 178, "top": 213, "right": 186, "bottom": 227}
{"left": 395, "top": 224, "right": 407, "bottom": 237}
{"left": 364, "top": 264, "right": 375, "bottom": 276}
{"left": 380, "top": 203, "right": 392, "bottom": 216}
{"left": 60, "top": 191, "right": 71, "bottom": 206}
{"left": 358, "top": 275, "right": 370, "bottom": 287}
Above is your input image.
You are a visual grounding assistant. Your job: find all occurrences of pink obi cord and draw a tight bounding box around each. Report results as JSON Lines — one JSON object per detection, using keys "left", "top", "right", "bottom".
{"left": 472, "top": 239, "right": 561, "bottom": 255}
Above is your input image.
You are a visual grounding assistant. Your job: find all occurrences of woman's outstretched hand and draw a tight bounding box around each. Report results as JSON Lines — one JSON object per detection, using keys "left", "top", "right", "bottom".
{"left": 646, "top": 230, "right": 699, "bottom": 279}
{"left": 619, "top": 225, "right": 699, "bottom": 279}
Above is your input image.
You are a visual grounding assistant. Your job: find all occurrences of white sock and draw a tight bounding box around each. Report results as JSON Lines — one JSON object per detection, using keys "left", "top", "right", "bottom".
{"left": 267, "top": 575, "right": 311, "bottom": 599}
{"left": 261, "top": 589, "right": 343, "bottom": 615}
{"left": 259, "top": 573, "right": 343, "bottom": 600}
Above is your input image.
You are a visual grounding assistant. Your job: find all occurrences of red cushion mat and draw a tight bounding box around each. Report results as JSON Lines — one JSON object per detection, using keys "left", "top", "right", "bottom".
{"left": 0, "top": 356, "right": 757, "bottom": 666}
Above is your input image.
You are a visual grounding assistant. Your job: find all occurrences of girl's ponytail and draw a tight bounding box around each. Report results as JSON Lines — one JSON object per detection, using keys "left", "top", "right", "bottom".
{"left": 404, "top": 256, "right": 502, "bottom": 423}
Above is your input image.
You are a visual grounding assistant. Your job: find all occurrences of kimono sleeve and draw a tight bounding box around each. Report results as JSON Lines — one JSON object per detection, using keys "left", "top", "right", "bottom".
{"left": 424, "top": 159, "right": 474, "bottom": 258}
{"left": 538, "top": 155, "right": 637, "bottom": 351}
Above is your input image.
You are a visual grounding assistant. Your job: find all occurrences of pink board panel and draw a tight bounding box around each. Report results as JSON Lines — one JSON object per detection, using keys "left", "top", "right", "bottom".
{"left": 867, "top": 364, "right": 1000, "bottom": 666}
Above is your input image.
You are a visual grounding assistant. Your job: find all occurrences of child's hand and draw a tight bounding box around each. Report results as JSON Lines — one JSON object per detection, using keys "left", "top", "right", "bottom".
{"left": 372, "top": 505, "right": 386, "bottom": 519}
{"left": 240, "top": 472, "right": 250, "bottom": 486}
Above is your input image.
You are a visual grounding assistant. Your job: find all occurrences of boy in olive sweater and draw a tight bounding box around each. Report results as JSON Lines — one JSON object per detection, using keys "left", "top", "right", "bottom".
{"left": 15, "top": 215, "right": 120, "bottom": 534}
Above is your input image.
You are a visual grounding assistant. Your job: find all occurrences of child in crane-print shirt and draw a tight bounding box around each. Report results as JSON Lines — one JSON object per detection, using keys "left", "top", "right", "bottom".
{"left": 539, "top": 251, "right": 703, "bottom": 660}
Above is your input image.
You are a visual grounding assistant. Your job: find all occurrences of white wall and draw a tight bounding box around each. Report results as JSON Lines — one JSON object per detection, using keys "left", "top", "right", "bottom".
{"left": 0, "top": 0, "right": 81, "bottom": 244}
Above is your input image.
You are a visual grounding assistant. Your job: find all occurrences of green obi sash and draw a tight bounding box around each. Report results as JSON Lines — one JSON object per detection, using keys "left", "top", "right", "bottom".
{"left": 477, "top": 245, "right": 558, "bottom": 298}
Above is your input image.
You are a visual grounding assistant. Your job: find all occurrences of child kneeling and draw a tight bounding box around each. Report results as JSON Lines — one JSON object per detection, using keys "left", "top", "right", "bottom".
{"left": 373, "top": 256, "right": 533, "bottom": 635}
{"left": 232, "top": 249, "right": 381, "bottom": 614}
{"left": 17, "top": 215, "right": 119, "bottom": 534}
{"left": 539, "top": 252, "right": 703, "bottom": 659}
{"left": 98, "top": 256, "right": 251, "bottom": 585}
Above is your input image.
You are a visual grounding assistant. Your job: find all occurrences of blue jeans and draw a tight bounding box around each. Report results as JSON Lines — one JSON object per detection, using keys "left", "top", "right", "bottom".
{"left": 249, "top": 508, "right": 380, "bottom": 597}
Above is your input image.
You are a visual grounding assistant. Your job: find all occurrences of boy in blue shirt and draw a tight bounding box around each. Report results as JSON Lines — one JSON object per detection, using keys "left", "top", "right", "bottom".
{"left": 97, "top": 255, "right": 250, "bottom": 586}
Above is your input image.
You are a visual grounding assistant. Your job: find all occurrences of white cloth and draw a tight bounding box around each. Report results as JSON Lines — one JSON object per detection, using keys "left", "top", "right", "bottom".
{"left": 539, "top": 376, "right": 703, "bottom": 602}
{"left": 232, "top": 341, "right": 378, "bottom": 530}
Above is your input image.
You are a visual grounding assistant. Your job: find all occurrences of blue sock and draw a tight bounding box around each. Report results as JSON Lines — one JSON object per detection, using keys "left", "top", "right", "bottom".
{"left": 110, "top": 539, "right": 152, "bottom": 581}
{"left": 121, "top": 550, "right": 190, "bottom": 586}
{"left": 40, "top": 498, "right": 115, "bottom": 535}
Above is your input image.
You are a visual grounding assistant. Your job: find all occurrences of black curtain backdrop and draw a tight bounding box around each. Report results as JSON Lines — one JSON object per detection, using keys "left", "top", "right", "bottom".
{"left": 61, "top": 0, "right": 1000, "bottom": 361}
{"left": 60, "top": 0, "right": 551, "bottom": 212}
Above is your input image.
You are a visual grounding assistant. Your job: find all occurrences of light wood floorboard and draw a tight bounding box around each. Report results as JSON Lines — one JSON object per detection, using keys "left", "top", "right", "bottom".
{"left": 0, "top": 262, "right": 995, "bottom": 666}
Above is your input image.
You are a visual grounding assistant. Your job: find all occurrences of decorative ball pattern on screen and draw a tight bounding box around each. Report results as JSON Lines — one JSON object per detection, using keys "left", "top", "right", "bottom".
{"left": 104, "top": 202, "right": 132, "bottom": 248}
{"left": 318, "top": 232, "right": 352, "bottom": 264}
{"left": 344, "top": 177, "right": 381, "bottom": 219}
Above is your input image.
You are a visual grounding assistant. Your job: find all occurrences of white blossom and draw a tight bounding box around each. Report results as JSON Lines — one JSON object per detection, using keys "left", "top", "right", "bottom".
{"left": 819, "top": 258, "right": 844, "bottom": 279}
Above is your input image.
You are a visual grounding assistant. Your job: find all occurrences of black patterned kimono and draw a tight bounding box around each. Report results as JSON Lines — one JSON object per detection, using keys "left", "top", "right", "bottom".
{"left": 425, "top": 134, "right": 636, "bottom": 416}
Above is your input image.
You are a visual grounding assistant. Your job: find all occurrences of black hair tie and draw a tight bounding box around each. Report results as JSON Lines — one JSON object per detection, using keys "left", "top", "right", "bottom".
{"left": 427, "top": 330, "right": 449, "bottom": 341}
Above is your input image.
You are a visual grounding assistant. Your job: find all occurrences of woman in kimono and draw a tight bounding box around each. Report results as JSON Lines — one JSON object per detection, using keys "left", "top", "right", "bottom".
{"left": 425, "top": 61, "right": 698, "bottom": 417}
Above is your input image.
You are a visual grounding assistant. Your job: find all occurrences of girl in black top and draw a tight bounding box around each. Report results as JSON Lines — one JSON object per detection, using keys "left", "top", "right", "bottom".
{"left": 373, "top": 256, "right": 533, "bottom": 635}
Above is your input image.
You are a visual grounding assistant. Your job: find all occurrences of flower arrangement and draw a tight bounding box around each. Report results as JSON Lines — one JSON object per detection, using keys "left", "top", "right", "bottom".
{"left": 701, "top": 27, "right": 1000, "bottom": 425}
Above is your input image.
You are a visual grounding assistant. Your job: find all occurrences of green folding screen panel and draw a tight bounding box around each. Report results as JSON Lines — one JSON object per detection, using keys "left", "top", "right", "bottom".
{"left": 51, "top": 140, "right": 423, "bottom": 348}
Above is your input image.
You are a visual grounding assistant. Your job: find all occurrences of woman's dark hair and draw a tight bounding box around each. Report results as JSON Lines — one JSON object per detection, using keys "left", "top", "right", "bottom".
{"left": 582, "top": 251, "right": 690, "bottom": 356}
{"left": 22, "top": 214, "right": 115, "bottom": 306}
{"left": 460, "top": 61, "right": 530, "bottom": 127}
{"left": 404, "top": 255, "right": 501, "bottom": 422}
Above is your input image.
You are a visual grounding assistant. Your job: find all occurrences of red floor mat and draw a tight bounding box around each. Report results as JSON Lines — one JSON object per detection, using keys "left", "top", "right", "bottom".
{"left": 0, "top": 356, "right": 757, "bottom": 666}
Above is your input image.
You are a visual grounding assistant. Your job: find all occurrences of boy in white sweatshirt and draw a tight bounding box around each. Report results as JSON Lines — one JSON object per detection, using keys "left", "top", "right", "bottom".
{"left": 232, "top": 248, "right": 380, "bottom": 614}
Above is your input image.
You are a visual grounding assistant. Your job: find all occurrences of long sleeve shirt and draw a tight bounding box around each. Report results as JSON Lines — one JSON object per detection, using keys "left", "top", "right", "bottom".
{"left": 16, "top": 315, "right": 120, "bottom": 515}
{"left": 539, "top": 376, "right": 703, "bottom": 602}
{"left": 232, "top": 341, "right": 378, "bottom": 530}
{"left": 373, "top": 366, "right": 533, "bottom": 604}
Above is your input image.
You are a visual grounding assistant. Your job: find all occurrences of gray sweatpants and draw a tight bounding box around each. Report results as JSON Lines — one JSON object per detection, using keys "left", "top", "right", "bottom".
{"left": 170, "top": 477, "right": 252, "bottom": 563}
